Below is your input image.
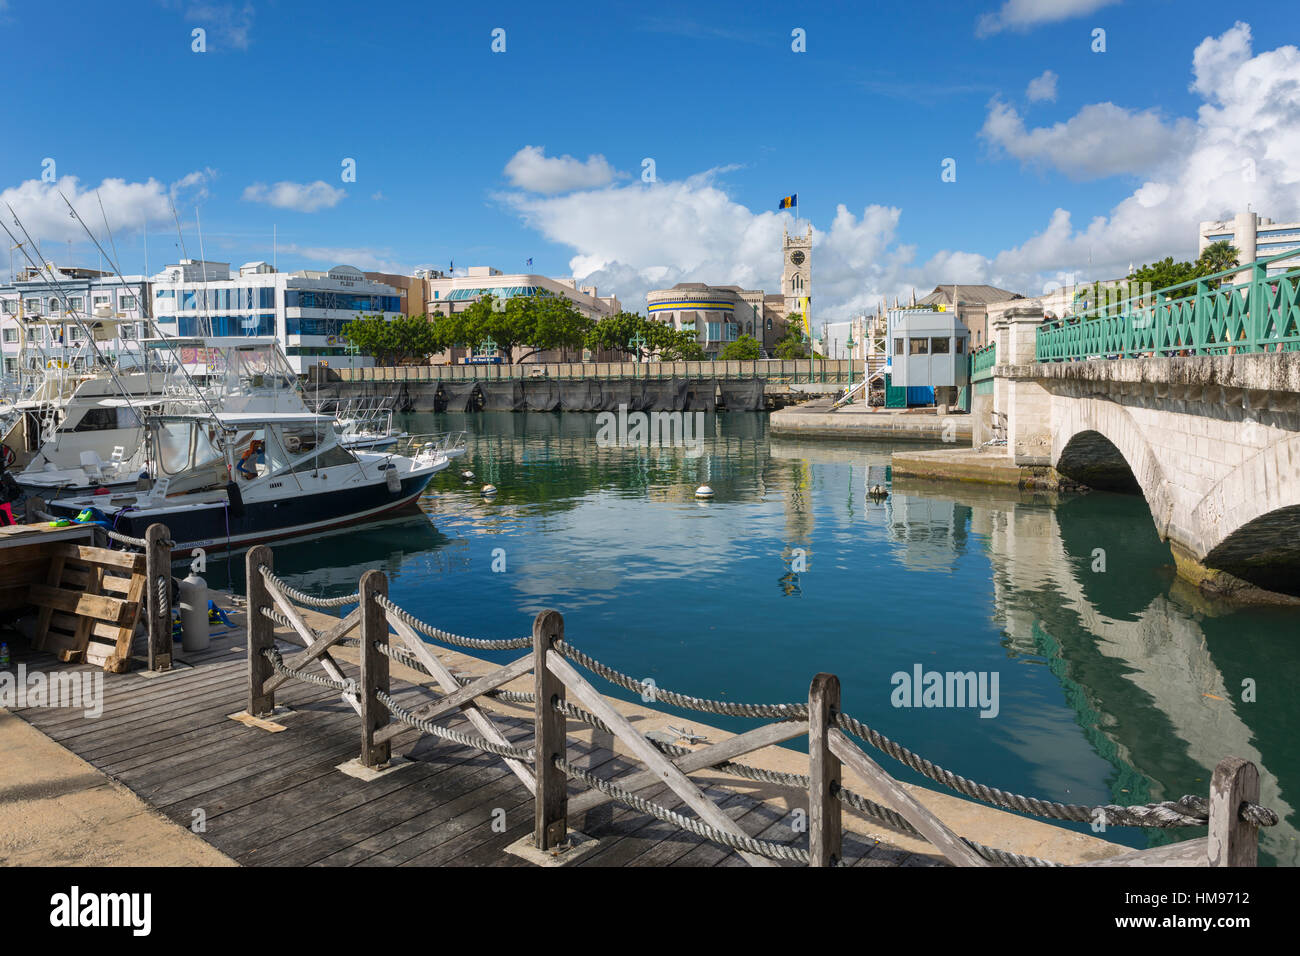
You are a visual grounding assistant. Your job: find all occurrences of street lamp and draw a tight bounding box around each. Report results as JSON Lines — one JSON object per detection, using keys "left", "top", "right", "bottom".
{"left": 628, "top": 331, "right": 647, "bottom": 364}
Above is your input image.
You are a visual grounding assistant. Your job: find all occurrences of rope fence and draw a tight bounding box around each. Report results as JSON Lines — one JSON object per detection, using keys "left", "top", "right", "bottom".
{"left": 240, "top": 548, "right": 1278, "bottom": 868}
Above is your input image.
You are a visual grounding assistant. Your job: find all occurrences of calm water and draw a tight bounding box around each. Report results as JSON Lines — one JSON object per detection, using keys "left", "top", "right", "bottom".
{"left": 208, "top": 411, "right": 1300, "bottom": 865}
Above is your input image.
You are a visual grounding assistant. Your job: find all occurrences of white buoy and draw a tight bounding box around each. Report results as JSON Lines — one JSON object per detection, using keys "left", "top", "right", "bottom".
{"left": 461, "top": 470, "right": 476, "bottom": 481}
{"left": 481, "top": 484, "right": 497, "bottom": 497}
{"left": 694, "top": 484, "right": 714, "bottom": 499}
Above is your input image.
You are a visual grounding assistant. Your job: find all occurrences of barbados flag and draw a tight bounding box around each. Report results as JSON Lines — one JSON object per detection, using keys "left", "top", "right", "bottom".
{"left": 778, "top": 194, "right": 797, "bottom": 210}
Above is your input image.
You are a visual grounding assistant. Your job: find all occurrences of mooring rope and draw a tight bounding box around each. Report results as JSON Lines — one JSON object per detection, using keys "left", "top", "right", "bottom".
{"left": 554, "top": 639, "right": 808, "bottom": 720}
{"left": 833, "top": 711, "right": 1276, "bottom": 829}
{"left": 375, "top": 689, "right": 535, "bottom": 761}
{"left": 262, "top": 646, "right": 357, "bottom": 696}
{"left": 371, "top": 592, "right": 532, "bottom": 650}
{"left": 553, "top": 757, "right": 809, "bottom": 864}
{"left": 260, "top": 566, "right": 360, "bottom": 608}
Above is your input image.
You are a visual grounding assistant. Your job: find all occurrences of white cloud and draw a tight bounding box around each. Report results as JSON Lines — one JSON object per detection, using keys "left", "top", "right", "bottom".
{"left": 504, "top": 146, "right": 620, "bottom": 194}
{"left": 0, "top": 172, "right": 210, "bottom": 251}
{"left": 241, "top": 180, "right": 344, "bottom": 213}
{"left": 185, "top": 2, "right": 255, "bottom": 51}
{"left": 502, "top": 23, "right": 1300, "bottom": 319}
{"left": 278, "top": 243, "right": 409, "bottom": 274}
{"left": 1026, "top": 69, "right": 1058, "bottom": 102}
{"left": 977, "top": 0, "right": 1120, "bottom": 37}
{"left": 981, "top": 98, "right": 1195, "bottom": 180}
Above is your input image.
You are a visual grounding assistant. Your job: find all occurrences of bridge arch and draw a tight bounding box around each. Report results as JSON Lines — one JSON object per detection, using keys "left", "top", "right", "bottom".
{"left": 1051, "top": 397, "right": 1175, "bottom": 542}
{"left": 1191, "top": 432, "right": 1300, "bottom": 596}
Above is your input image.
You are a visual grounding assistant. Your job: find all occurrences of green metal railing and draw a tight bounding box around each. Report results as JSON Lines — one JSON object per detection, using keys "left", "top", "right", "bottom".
{"left": 1036, "top": 250, "right": 1300, "bottom": 362}
{"left": 971, "top": 344, "right": 996, "bottom": 395}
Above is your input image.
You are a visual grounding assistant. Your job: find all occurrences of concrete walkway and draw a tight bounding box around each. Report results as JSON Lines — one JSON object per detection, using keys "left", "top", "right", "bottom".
{"left": 0, "top": 708, "right": 236, "bottom": 867}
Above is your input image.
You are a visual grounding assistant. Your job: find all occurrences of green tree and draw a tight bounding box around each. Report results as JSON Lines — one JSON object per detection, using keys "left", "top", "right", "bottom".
{"left": 1196, "top": 241, "right": 1240, "bottom": 286}
{"left": 1126, "top": 257, "right": 1204, "bottom": 300}
{"left": 341, "top": 313, "right": 437, "bottom": 365}
{"left": 773, "top": 318, "right": 811, "bottom": 359}
{"left": 585, "top": 311, "right": 705, "bottom": 361}
{"left": 719, "top": 334, "right": 762, "bottom": 360}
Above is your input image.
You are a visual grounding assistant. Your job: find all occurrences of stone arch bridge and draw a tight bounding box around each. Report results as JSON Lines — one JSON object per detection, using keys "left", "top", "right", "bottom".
{"left": 983, "top": 300, "right": 1300, "bottom": 599}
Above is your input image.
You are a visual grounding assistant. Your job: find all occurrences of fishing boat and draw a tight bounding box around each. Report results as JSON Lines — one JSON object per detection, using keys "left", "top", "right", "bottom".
{"left": 15, "top": 336, "right": 407, "bottom": 491}
{"left": 46, "top": 409, "right": 450, "bottom": 554}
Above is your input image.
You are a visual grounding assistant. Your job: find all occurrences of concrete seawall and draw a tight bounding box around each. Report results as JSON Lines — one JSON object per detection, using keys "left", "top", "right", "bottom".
{"left": 770, "top": 402, "right": 973, "bottom": 443}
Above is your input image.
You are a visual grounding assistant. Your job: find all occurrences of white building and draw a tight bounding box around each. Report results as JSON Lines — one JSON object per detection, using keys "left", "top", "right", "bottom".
{"left": 1200, "top": 210, "right": 1300, "bottom": 279}
{"left": 425, "top": 266, "right": 620, "bottom": 320}
{"left": 150, "top": 260, "right": 404, "bottom": 373}
{"left": 1, "top": 265, "right": 150, "bottom": 380}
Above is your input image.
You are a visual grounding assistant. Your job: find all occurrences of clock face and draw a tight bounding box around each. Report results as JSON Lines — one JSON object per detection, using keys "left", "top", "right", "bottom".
{"left": 790, "top": 250, "right": 805, "bottom": 266}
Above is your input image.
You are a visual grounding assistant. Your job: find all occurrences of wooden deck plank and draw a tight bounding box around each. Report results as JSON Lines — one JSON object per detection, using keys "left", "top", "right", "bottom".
{"left": 6, "top": 632, "right": 922, "bottom": 868}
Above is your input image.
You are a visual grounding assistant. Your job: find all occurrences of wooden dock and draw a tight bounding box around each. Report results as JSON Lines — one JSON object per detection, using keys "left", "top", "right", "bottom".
{"left": 5, "top": 625, "right": 937, "bottom": 868}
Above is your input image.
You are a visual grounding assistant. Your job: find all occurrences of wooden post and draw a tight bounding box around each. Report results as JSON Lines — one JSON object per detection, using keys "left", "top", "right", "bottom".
{"left": 246, "top": 545, "right": 276, "bottom": 716}
{"left": 533, "top": 608, "right": 568, "bottom": 850}
{"left": 358, "top": 569, "right": 390, "bottom": 768}
{"left": 1208, "top": 756, "right": 1259, "bottom": 867}
{"left": 808, "top": 672, "right": 842, "bottom": 867}
{"left": 145, "top": 523, "right": 172, "bottom": 672}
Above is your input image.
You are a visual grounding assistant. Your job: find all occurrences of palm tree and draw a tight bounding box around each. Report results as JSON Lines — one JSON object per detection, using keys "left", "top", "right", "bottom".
{"left": 1197, "top": 240, "right": 1240, "bottom": 281}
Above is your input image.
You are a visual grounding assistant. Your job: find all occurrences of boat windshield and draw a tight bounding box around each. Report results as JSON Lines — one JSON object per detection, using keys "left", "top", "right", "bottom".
{"left": 154, "top": 419, "right": 226, "bottom": 476}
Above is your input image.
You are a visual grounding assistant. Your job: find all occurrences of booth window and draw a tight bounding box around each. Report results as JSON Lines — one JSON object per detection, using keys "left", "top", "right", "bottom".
{"left": 893, "top": 337, "right": 904, "bottom": 355}
{"left": 931, "top": 337, "right": 950, "bottom": 354}
{"left": 909, "top": 337, "right": 929, "bottom": 355}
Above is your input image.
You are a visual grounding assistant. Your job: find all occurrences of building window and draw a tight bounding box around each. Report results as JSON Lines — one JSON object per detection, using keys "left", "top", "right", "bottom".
{"left": 48, "top": 297, "right": 60, "bottom": 314}
{"left": 931, "top": 337, "right": 950, "bottom": 354}
{"left": 68, "top": 296, "right": 84, "bottom": 312}
{"left": 93, "top": 294, "right": 111, "bottom": 308}
{"left": 26, "top": 328, "right": 41, "bottom": 343}
{"left": 68, "top": 325, "right": 84, "bottom": 343}
{"left": 909, "top": 337, "right": 929, "bottom": 355}
{"left": 120, "top": 323, "right": 137, "bottom": 340}
{"left": 2, "top": 328, "right": 17, "bottom": 343}
{"left": 1, "top": 299, "right": 13, "bottom": 314}
{"left": 119, "top": 294, "right": 137, "bottom": 311}
{"left": 3, "top": 358, "right": 15, "bottom": 374}
{"left": 25, "top": 298, "right": 40, "bottom": 314}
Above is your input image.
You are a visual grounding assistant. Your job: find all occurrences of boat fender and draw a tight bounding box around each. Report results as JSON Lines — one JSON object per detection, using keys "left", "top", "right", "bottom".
{"left": 386, "top": 466, "right": 401, "bottom": 494}
{"left": 225, "top": 480, "right": 246, "bottom": 518}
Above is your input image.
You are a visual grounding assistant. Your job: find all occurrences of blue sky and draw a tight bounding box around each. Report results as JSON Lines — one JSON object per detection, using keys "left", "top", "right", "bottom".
{"left": 3, "top": 0, "right": 1298, "bottom": 317}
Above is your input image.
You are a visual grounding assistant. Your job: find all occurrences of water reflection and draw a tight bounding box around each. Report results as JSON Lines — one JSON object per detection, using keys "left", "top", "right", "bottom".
{"left": 237, "top": 411, "right": 1297, "bottom": 865}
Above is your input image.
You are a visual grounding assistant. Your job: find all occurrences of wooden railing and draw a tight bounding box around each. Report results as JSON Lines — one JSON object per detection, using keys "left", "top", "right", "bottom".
{"left": 242, "top": 549, "right": 1274, "bottom": 867}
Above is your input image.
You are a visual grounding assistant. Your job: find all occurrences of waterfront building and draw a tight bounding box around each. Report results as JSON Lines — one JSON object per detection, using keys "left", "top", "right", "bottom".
{"left": 423, "top": 266, "right": 621, "bottom": 363}
{"left": 150, "top": 260, "right": 403, "bottom": 373}
{"left": 0, "top": 265, "right": 150, "bottom": 379}
{"left": 1199, "top": 210, "right": 1300, "bottom": 281}
{"left": 915, "top": 285, "right": 1022, "bottom": 350}
{"left": 646, "top": 283, "right": 787, "bottom": 357}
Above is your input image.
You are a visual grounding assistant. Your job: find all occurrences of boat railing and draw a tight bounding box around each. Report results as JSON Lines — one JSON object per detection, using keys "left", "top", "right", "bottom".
{"left": 392, "top": 431, "right": 466, "bottom": 458}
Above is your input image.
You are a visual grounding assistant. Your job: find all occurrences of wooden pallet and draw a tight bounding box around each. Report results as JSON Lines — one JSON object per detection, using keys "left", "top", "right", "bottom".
{"left": 29, "top": 544, "right": 145, "bottom": 673}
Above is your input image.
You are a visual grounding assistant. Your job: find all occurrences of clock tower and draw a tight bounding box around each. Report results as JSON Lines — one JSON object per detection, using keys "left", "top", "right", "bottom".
{"left": 782, "top": 224, "right": 812, "bottom": 324}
